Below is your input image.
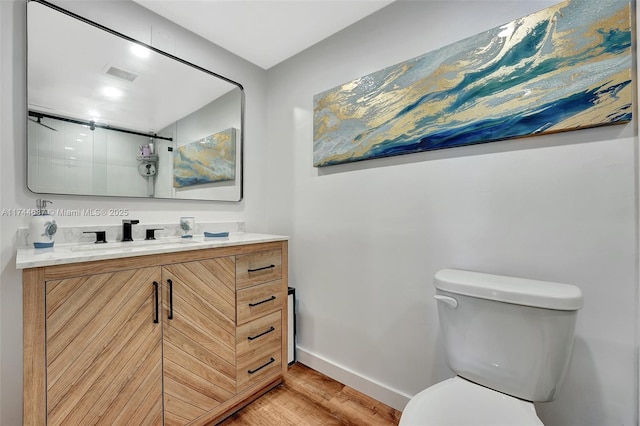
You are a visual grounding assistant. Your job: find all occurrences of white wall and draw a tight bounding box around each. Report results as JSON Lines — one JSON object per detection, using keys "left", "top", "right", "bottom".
{"left": 0, "top": 1, "right": 267, "bottom": 424}
{"left": 265, "top": 1, "right": 638, "bottom": 425}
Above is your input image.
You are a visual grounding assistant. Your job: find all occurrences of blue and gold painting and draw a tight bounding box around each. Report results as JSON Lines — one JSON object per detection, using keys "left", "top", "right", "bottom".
{"left": 313, "top": 0, "right": 632, "bottom": 167}
{"left": 174, "top": 128, "right": 236, "bottom": 188}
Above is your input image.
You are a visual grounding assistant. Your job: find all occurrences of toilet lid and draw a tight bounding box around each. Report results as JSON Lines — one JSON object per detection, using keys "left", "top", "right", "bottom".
{"left": 399, "top": 377, "right": 544, "bottom": 426}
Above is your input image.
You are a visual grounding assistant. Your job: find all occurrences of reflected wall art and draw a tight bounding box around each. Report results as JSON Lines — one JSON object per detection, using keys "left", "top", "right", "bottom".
{"left": 313, "top": 0, "right": 632, "bottom": 167}
{"left": 174, "top": 128, "right": 236, "bottom": 188}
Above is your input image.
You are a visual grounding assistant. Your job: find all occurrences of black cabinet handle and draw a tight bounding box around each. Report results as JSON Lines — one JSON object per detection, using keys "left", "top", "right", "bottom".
{"left": 248, "top": 326, "right": 275, "bottom": 341}
{"left": 248, "top": 357, "right": 275, "bottom": 375}
{"left": 247, "top": 264, "right": 275, "bottom": 273}
{"left": 167, "top": 279, "right": 174, "bottom": 320}
{"left": 153, "top": 281, "right": 159, "bottom": 324}
{"left": 248, "top": 295, "right": 276, "bottom": 307}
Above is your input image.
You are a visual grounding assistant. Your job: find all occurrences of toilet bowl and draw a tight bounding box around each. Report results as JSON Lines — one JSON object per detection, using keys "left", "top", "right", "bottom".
{"left": 400, "top": 377, "right": 542, "bottom": 426}
{"left": 400, "top": 269, "right": 583, "bottom": 426}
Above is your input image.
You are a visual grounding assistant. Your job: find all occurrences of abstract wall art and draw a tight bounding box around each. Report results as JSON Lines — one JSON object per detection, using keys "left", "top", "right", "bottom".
{"left": 174, "top": 128, "right": 236, "bottom": 188}
{"left": 313, "top": 0, "right": 632, "bottom": 167}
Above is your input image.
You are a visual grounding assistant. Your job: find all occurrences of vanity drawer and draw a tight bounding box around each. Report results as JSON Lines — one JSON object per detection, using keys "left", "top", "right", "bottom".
{"left": 237, "top": 311, "right": 282, "bottom": 359}
{"left": 236, "top": 249, "right": 282, "bottom": 289}
{"left": 236, "top": 342, "right": 282, "bottom": 392}
{"left": 237, "top": 280, "right": 284, "bottom": 325}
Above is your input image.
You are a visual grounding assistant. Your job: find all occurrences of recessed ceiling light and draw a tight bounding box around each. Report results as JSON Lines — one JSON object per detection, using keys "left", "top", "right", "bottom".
{"left": 131, "top": 44, "right": 150, "bottom": 58}
{"left": 103, "top": 87, "right": 123, "bottom": 98}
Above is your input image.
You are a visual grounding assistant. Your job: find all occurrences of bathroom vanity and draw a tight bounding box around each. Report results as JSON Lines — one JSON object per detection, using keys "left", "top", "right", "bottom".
{"left": 17, "top": 234, "right": 288, "bottom": 425}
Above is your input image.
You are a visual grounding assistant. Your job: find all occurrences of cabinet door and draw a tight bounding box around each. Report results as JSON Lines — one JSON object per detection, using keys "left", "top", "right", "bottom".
{"left": 45, "top": 267, "right": 163, "bottom": 426}
{"left": 162, "top": 257, "right": 236, "bottom": 425}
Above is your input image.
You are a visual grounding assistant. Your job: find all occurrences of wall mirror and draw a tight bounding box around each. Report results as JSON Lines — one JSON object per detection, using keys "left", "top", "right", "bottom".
{"left": 27, "top": 0, "right": 244, "bottom": 201}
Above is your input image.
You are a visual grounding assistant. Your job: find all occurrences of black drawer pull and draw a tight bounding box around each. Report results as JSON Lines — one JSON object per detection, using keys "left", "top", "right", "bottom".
{"left": 167, "top": 279, "right": 174, "bottom": 320}
{"left": 248, "top": 264, "right": 275, "bottom": 273}
{"left": 249, "top": 295, "right": 276, "bottom": 307}
{"left": 248, "top": 357, "right": 276, "bottom": 375}
{"left": 153, "top": 281, "right": 159, "bottom": 324}
{"left": 248, "top": 326, "right": 275, "bottom": 341}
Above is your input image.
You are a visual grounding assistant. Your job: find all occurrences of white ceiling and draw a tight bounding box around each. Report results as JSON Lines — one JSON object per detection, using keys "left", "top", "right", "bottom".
{"left": 133, "top": 0, "right": 396, "bottom": 70}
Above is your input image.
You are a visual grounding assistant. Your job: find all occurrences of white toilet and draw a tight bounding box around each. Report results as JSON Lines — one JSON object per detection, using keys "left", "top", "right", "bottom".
{"left": 400, "top": 268, "right": 583, "bottom": 426}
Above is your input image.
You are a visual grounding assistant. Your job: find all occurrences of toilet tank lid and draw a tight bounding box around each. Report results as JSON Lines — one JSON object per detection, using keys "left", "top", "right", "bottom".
{"left": 434, "top": 269, "right": 583, "bottom": 310}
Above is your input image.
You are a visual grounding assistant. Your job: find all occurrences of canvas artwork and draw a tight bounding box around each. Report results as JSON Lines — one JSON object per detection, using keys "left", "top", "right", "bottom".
{"left": 174, "top": 128, "right": 236, "bottom": 188}
{"left": 313, "top": 0, "right": 632, "bottom": 167}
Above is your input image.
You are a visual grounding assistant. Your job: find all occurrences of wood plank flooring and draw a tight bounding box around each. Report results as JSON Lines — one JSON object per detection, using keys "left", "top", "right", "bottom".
{"left": 217, "top": 363, "right": 402, "bottom": 426}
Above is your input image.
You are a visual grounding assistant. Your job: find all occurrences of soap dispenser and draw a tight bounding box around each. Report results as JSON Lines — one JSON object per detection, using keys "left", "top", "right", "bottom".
{"left": 29, "top": 199, "right": 57, "bottom": 249}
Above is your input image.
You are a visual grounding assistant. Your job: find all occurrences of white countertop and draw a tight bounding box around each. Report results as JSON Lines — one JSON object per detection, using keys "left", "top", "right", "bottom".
{"left": 16, "top": 233, "right": 288, "bottom": 269}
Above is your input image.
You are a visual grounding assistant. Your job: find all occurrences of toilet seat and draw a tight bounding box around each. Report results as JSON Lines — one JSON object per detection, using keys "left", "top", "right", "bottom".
{"left": 399, "top": 376, "right": 544, "bottom": 426}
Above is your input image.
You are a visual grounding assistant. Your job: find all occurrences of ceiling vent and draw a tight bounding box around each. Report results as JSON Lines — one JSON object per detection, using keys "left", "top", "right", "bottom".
{"left": 106, "top": 66, "right": 138, "bottom": 82}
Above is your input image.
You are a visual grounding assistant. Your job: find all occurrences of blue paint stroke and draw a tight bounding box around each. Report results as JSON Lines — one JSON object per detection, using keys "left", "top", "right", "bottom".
{"left": 375, "top": 80, "right": 633, "bottom": 156}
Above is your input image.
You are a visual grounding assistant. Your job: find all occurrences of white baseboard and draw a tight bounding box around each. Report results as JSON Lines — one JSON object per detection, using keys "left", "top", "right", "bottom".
{"left": 296, "top": 347, "right": 411, "bottom": 411}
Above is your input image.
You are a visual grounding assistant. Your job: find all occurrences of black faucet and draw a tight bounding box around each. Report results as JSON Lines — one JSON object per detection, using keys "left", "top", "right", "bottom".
{"left": 145, "top": 228, "right": 164, "bottom": 240}
{"left": 83, "top": 231, "right": 107, "bottom": 244}
{"left": 122, "top": 220, "right": 140, "bottom": 242}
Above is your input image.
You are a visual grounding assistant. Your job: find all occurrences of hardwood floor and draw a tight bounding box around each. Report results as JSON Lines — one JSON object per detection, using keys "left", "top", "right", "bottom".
{"left": 217, "top": 363, "right": 402, "bottom": 426}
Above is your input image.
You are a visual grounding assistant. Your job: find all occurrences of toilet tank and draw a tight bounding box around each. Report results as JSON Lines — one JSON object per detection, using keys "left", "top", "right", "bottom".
{"left": 434, "top": 269, "right": 583, "bottom": 402}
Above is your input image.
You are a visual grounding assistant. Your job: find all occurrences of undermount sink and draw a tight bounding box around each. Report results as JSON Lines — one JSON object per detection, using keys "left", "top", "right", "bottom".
{"left": 68, "top": 238, "right": 195, "bottom": 252}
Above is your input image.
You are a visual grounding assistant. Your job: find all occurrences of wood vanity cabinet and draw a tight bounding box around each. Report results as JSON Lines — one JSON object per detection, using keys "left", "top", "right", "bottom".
{"left": 22, "top": 241, "right": 288, "bottom": 426}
